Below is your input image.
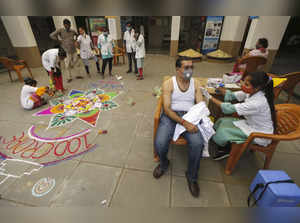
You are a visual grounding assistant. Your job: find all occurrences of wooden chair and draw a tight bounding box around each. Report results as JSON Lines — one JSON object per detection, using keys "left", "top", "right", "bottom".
{"left": 225, "top": 104, "right": 300, "bottom": 175}
{"left": 113, "top": 46, "right": 126, "bottom": 65}
{"left": 0, "top": 57, "right": 33, "bottom": 82}
{"left": 239, "top": 56, "right": 267, "bottom": 79}
{"left": 269, "top": 72, "right": 300, "bottom": 102}
{"left": 153, "top": 95, "right": 188, "bottom": 161}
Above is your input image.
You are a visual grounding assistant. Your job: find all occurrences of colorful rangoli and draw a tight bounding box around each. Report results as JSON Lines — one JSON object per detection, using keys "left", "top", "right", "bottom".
{"left": 33, "top": 88, "right": 119, "bottom": 128}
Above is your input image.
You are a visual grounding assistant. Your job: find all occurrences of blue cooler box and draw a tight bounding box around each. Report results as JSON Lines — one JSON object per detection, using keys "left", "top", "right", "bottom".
{"left": 249, "top": 170, "right": 300, "bottom": 207}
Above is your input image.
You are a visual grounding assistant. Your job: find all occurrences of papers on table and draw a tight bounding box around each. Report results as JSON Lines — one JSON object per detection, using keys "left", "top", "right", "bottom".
{"left": 224, "top": 83, "right": 241, "bottom": 89}
{"left": 206, "top": 74, "right": 242, "bottom": 90}
{"left": 207, "top": 78, "right": 223, "bottom": 88}
{"left": 222, "top": 73, "right": 242, "bottom": 84}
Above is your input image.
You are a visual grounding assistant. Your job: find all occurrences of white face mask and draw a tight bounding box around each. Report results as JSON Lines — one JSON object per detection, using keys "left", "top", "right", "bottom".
{"left": 183, "top": 69, "right": 193, "bottom": 80}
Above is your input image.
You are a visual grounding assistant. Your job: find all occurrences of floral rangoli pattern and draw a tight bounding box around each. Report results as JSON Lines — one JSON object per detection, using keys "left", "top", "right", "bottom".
{"left": 34, "top": 88, "right": 119, "bottom": 128}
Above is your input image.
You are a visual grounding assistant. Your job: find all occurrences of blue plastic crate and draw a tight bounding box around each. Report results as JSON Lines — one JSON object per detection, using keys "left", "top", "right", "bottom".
{"left": 249, "top": 170, "right": 300, "bottom": 207}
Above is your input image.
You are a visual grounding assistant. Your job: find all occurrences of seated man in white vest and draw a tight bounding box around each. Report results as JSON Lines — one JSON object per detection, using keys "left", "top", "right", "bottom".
{"left": 153, "top": 57, "right": 205, "bottom": 198}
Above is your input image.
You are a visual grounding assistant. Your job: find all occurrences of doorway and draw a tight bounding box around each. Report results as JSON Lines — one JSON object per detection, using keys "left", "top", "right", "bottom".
{"left": 179, "top": 16, "right": 206, "bottom": 52}
{"left": 121, "top": 16, "right": 171, "bottom": 54}
{"left": 28, "top": 16, "right": 57, "bottom": 54}
{"left": 271, "top": 17, "right": 300, "bottom": 74}
{"left": 271, "top": 16, "right": 300, "bottom": 97}
{"left": 0, "top": 18, "right": 17, "bottom": 71}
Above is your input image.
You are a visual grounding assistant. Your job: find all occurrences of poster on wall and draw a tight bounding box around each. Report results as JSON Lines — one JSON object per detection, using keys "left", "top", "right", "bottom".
{"left": 201, "top": 16, "right": 224, "bottom": 54}
{"left": 107, "top": 18, "right": 117, "bottom": 40}
{"left": 89, "top": 17, "right": 107, "bottom": 36}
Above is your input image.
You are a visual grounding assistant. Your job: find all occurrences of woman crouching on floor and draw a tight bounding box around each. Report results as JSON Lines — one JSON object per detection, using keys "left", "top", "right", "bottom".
{"left": 20, "top": 78, "right": 53, "bottom": 110}
{"left": 202, "top": 71, "right": 276, "bottom": 160}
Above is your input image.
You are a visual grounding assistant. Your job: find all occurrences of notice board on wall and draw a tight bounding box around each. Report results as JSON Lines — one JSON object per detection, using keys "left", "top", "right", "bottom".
{"left": 89, "top": 17, "right": 107, "bottom": 36}
{"left": 201, "top": 16, "right": 224, "bottom": 54}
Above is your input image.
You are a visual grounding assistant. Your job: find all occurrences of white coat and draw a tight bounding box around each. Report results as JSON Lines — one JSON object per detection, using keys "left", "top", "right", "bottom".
{"left": 135, "top": 34, "right": 145, "bottom": 59}
{"left": 42, "top": 49, "right": 59, "bottom": 72}
{"left": 233, "top": 90, "right": 274, "bottom": 147}
{"left": 123, "top": 29, "right": 136, "bottom": 53}
{"left": 77, "top": 34, "right": 94, "bottom": 59}
{"left": 173, "top": 102, "right": 215, "bottom": 157}
{"left": 20, "top": 85, "right": 38, "bottom": 109}
{"left": 97, "top": 34, "right": 114, "bottom": 57}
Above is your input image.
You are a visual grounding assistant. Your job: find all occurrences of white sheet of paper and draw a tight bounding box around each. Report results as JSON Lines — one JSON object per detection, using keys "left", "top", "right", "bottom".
{"left": 225, "top": 83, "right": 240, "bottom": 89}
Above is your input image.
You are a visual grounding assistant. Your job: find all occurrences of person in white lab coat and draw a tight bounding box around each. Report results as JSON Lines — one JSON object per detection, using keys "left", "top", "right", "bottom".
{"left": 202, "top": 71, "right": 276, "bottom": 160}
{"left": 97, "top": 27, "right": 114, "bottom": 79}
{"left": 123, "top": 22, "right": 138, "bottom": 74}
{"left": 233, "top": 38, "right": 269, "bottom": 72}
{"left": 42, "top": 47, "right": 67, "bottom": 94}
{"left": 134, "top": 28, "right": 145, "bottom": 80}
{"left": 20, "top": 78, "right": 50, "bottom": 110}
{"left": 76, "top": 27, "right": 100, "bottom": 77}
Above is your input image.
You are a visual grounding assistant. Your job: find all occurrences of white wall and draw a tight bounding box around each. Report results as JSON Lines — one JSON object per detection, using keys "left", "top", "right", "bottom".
{"left": 1, "top": 16, "right": 37, "bottom": 47}
{"left": 171, "top": 16, "right": 181, "bottom": 41}
{"left": 52, "top": 16, "right": 77, "bottom": 30}
{"left": 220, "top": 16, "right": 248, "bottom": 42}
{"left": 245, "top": 16, "right": 290, "bottom": 50}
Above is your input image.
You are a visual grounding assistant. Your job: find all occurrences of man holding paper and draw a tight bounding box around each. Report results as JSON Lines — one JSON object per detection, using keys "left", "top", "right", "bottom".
{"left": 153, "top": 57, "right": 205, "bottom": 198}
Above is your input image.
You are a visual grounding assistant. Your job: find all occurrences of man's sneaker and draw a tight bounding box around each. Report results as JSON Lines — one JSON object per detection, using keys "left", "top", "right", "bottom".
{"left": 126, "top": 70, "right": 132, "bottom": 73}
{"left": 212, "top": 149, "right": 230, "bottom": 161}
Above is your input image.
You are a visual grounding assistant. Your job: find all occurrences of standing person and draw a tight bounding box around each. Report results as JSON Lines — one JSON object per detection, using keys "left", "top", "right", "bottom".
{"left": 153, "top": 57, "right": 205, "bottom": 198}
{"left": 97, "top": 27, "right": 114, "bottom": 79}
{"left": 123, "top": 22, "right": 138, "bottom": 74}
{"left": 134, "top": 28, "right": 145, "bottom": 80}
{"left": 76, "top": 27, "right": 100, "bottom": 77}
{"left": 50, "top": 18, "right": 78, "bottom": 83}
{"left": 42, "top": 47, "right": 67, "bottom": 94}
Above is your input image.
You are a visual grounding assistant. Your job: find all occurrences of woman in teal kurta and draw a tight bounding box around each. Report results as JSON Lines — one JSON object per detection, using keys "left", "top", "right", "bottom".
{"left": 97, "top": 27, "right": 114, "bottom": 78}
{"left": 202, "top": 71, "right": 276, "bottom": 160}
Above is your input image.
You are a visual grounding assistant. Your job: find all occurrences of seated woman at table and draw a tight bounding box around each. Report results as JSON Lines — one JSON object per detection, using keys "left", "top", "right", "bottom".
{"left": 201, "top": 71, "right": 276, "bottom": 160}
{"left": 232, "top": 38, "right": 269, "bottom": 72}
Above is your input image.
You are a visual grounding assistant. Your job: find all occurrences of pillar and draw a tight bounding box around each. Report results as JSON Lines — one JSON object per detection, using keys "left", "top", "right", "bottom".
{"left": 219, "top": 16, "right": 248, "bottom": 57}
{"left": 1, "top": 16, "right": 41, "bottom": 68}
{"left": 52, "top": 16, "right": 77, "bottom": 30}
{"left": 244, "top": 16, "right": 290, "bottom": 71}
{"left": 106, "top": 16, "right": 122, "bottom": 47}
{"left": 170, "top": 16, "right": 181, "bottom": 56}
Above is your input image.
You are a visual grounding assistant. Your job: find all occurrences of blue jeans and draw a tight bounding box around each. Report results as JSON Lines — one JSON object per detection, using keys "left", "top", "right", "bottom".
{"left": 154, "top": 112, "right": 204, "bottom": 182}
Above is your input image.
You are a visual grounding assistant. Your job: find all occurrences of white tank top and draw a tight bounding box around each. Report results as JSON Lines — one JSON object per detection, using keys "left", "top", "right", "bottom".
{"left": 171, "top": 76, "right": 195, "bottom": 111}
